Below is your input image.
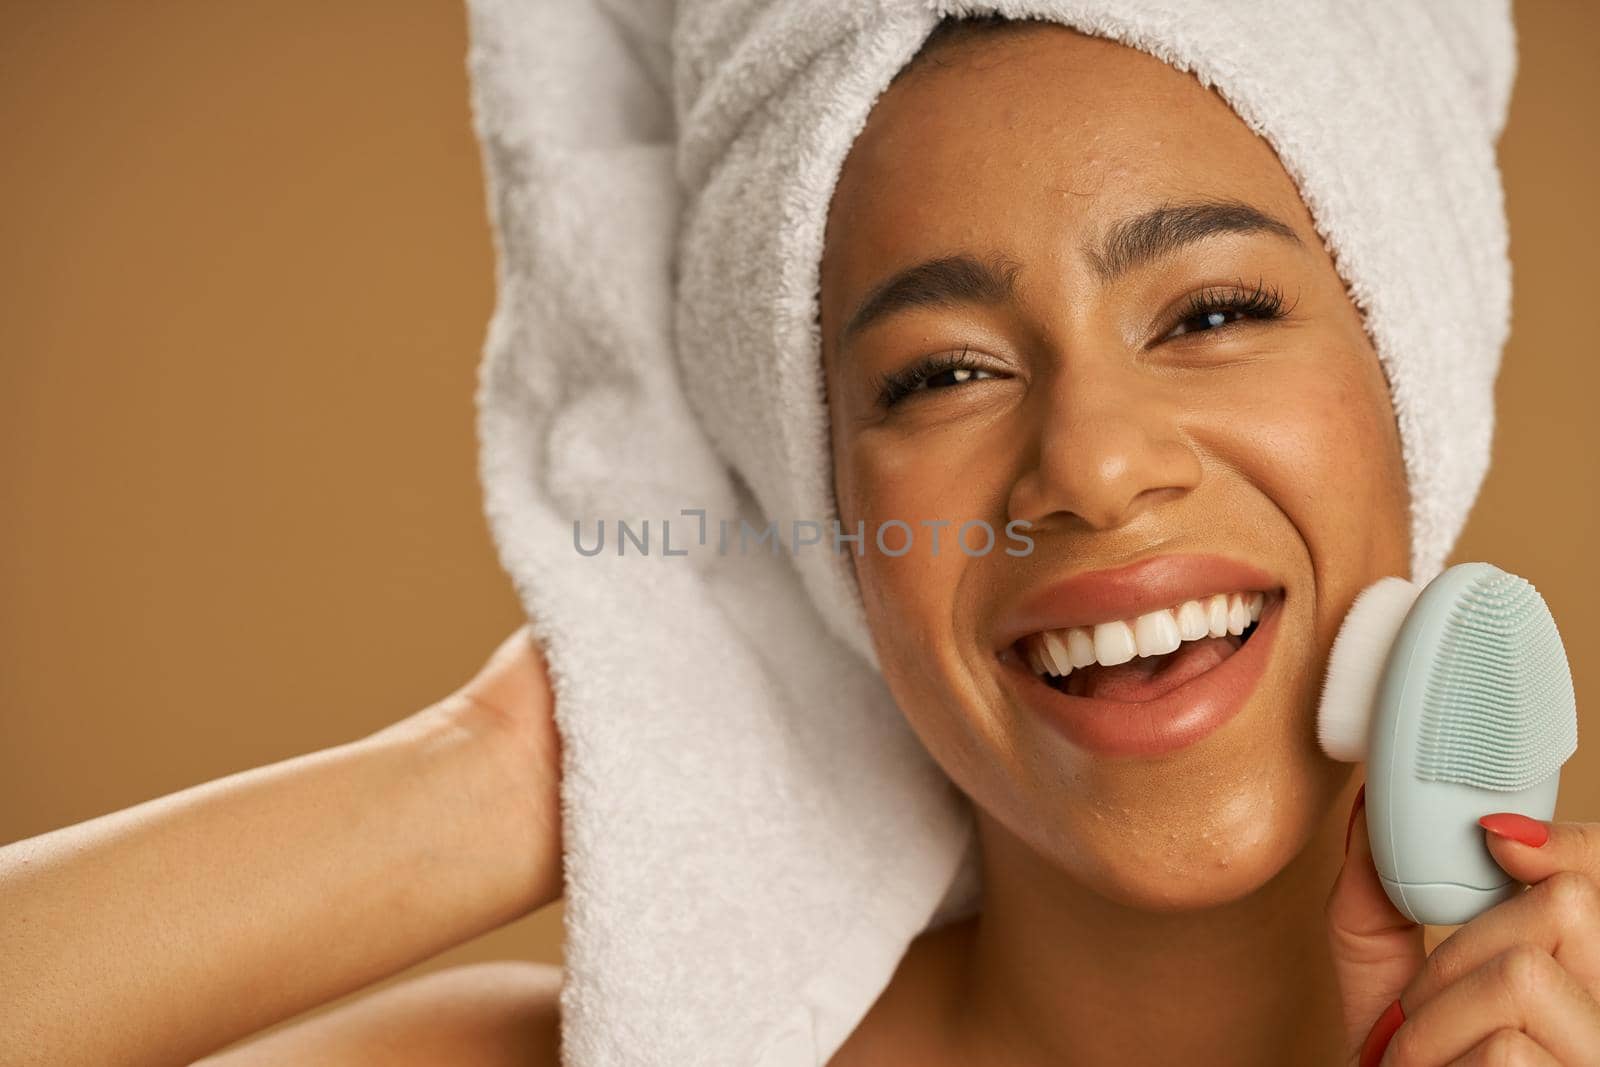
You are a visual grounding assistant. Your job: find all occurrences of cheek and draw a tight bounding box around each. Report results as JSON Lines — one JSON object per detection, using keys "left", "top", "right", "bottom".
{"left": 1197, "top": 339, "right": 1410, "bottom": 798}
{"left": 833, "top": 425, "right": 1011, "bottom": 774}
{"left": 1211, "top": 343, "right": 1410, "bottom": 585}
{"left": 835, "top": 424, "right": 1005, "bottom": 629}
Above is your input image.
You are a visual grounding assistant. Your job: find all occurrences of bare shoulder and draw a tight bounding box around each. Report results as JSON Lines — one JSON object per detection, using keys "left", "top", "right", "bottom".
{"left": 197, "top": 961, "right": 563, "bottom": 1067}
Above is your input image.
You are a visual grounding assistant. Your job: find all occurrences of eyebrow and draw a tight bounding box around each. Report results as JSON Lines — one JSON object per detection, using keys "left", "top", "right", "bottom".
{"left": 837, "top": 199, "right": 1302, "bottom": 350}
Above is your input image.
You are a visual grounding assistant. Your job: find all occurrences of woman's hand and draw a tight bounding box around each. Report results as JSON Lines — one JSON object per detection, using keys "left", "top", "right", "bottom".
{"left": 445, "top": 625, "right": 565, "bottom": 899}
{"left": 1327, "top": 787, "right": 1600, "bottom": 1065}
{"left": 0, "top": 626, "right": 564, "bottom": 1067}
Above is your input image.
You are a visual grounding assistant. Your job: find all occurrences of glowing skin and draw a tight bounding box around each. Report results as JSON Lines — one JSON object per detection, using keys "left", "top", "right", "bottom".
{"left": 819, "top": 24, "right": 1411, "bottom": 1067}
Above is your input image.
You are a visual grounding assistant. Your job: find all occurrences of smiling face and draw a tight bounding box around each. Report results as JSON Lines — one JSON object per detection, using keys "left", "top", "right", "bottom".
{"left": 818, "top": 22, "right": 1412, "bottom": 911}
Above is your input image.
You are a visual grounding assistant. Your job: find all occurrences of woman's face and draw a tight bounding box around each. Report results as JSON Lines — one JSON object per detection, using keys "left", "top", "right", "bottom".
{"left": 819, "top": 24, "right": 1411, "bottom": 911}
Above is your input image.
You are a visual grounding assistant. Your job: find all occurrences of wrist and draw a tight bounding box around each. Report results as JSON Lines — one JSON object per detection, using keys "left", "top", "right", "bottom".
{"left": 416, "top": 686, "right": 564, "bottom": 915}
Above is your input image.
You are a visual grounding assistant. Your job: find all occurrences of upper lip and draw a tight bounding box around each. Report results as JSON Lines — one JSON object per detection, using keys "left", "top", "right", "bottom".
{"left": 992, "top": 552, "right": 1283, "bottom": 651}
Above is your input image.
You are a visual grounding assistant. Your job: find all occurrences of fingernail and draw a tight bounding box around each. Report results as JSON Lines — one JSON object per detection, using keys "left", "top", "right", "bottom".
{"left": 1344, "top": 783, "right": 1367, "bottom": 855}
{"left": 1478, "top": 812, "right": 1550, "bottom": 848}
{"left": 1358, "top": 998, "right": 1405, "bottom": 1067}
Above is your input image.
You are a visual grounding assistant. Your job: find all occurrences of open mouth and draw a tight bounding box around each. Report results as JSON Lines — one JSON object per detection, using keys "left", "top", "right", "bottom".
{"left": 1010, "top": 590, "right": 1274, "bottom": 704}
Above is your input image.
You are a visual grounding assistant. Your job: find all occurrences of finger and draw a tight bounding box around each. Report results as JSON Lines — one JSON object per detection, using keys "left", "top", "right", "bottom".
{"left": 1379, "top": 945, "right": 1600, "bottom": 1066}
{"left": 457, "top": 626, "right": 557, "bottom": 734}
{"left": 1448, "top": 1029, "right": 1559, "bottom": 1067}
{"left": 1400, "top": 870, "right": 1600, "bottom": 1011}
{"left": 1481, "top": 816, "right": 1600, "bottom": 888}
{"left": 466, "top": 626, "right": 546, "bottom": 696}
{"left": 1328, "top": 783, "right": 1427, "bottom": 1055}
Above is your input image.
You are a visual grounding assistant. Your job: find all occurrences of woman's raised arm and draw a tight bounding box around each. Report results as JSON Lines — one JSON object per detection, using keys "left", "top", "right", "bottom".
{"left": 0, "top": 627, "right": 563, "bottom": 1067}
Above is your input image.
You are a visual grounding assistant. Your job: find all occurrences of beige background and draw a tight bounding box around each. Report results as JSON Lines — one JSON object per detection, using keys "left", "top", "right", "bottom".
{"left": 2, "top": 0, "right": 1596, "bottom": 1039}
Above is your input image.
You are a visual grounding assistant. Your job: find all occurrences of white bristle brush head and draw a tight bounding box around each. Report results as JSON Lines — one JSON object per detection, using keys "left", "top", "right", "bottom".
{"left": 1316, "top": 576, "right": 1424, "bottom": 762}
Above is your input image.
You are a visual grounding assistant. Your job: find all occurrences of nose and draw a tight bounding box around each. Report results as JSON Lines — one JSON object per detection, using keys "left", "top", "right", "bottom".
{"left": 1006, "top": 358, "right": 1203, "bottom": 534}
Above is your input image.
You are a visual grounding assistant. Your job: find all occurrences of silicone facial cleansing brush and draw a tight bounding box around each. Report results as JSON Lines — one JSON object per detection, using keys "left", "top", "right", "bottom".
{"left": 1317, "top": 562, "right": 1577, "bottom": 925}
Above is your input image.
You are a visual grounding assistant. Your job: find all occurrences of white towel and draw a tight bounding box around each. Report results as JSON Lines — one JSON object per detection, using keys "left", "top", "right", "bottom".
{"left": 464, "top": 1, "right": 1515, "bottom": 1063}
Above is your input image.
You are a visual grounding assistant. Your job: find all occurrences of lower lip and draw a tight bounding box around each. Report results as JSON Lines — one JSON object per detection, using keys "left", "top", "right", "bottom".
{"left": 1005, "top": 594, "right": 1284, "bottom": 758}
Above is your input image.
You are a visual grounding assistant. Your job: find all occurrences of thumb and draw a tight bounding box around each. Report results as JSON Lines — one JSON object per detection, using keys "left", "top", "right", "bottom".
{"left": 1479, "top": 812, "right": 1600, "bottom": 886}
{"left": 1325, "top": 783, "right": 1427, "bottom": 1063}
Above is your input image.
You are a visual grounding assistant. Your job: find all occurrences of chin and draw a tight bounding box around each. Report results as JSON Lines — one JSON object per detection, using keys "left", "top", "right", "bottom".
{"left": 1063, "top": 825, "right": 1312, "bottom": 914}
{"left": 887, "top": 610, "right": 1344, "bottom": 912}
{"left": 971, "top": 712, "right": 1340, "bottom": 915}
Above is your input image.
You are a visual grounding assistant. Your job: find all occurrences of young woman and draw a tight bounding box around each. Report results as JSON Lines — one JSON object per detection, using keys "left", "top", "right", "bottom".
{"left": 4, "top": 16, "right": 1596, "bottom": 1067}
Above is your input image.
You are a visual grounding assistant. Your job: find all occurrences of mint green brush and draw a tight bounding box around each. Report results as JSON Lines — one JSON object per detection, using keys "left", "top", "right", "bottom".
{"left": 1317, "top": 562, "right": 1578, "bottom": 925}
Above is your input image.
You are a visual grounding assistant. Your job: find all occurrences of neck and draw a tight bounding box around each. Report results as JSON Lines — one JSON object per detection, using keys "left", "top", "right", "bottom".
{"left": 947, "top": 805, "right": 1350, "bottom": 1066}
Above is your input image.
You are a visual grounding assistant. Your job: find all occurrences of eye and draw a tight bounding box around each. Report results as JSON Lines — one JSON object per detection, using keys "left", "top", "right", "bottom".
{"left": 1170, "top": 307, "right": 1247, "bottom": 335}
{"left": 1161, "top": 279, "right": 1291, "bottom": 341}
{"left": 873, "top": 345, "right": 999, "bottom": 408}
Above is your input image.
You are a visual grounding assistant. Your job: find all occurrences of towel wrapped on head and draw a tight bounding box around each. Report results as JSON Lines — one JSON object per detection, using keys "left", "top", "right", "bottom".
{"left": 465, "top": 1, "right": 1515, "bottom": 1063}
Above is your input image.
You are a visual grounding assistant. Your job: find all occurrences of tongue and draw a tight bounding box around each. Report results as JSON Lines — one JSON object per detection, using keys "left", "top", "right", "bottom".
{"left": 1068, "top": 635, "right": 1242, "bottom": 702}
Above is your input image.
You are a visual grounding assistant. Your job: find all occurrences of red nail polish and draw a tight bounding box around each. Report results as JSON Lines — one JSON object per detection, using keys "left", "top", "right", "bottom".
{"left": 1358, "top": 998, "right": 1405, "bottom": 1067}
{"left": 1344, "top": 784, "right": 1367, "bottom": 855}
{"left": 1478, "top": 812, "right": 1550, "bottom": 848}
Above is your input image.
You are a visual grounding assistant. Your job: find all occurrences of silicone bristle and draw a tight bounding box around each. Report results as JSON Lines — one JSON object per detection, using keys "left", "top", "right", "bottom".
{"left": 1417, "top": 571, "right": 1577, "bottom": 791}
{"left": 1317, "top": 577, "right": 1422, "bottom": 762}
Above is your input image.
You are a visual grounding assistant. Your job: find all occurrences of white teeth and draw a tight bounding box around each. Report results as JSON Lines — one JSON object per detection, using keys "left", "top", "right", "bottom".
{"left": 1133, "top": 609, "right": 1182, "bottom": 657}
{"left": 1066, "top": 627, "right": 1097, "bottom": 668}
{"left": 1092, "top": 620, "right": 1138, "bottom": 666}
{"left": 1041, "top": 631, "right": 1074, "bottom": 676}
{"left": 1227, "top": 593, "right": 1249, "bottom": 635}
{"left": 1024, "top": 588, "right": 1273, "bottom": 678}
{"left": 1206, "top": 594, "right": 1230, "bottom": 637}
{"left": 1176, "top": 599, "right": 1210, "bottom": 641}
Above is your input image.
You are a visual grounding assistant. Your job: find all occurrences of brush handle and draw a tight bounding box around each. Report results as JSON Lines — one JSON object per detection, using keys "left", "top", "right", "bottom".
{"left": 1366, "top": 773, "right": 1560, "bottom": 925}
{"left": 1364, "top": 562, "right": 1572, "bottom": 925}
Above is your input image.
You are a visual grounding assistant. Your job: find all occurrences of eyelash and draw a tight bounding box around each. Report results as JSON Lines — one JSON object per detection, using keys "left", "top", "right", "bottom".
{"left": 872, "top": 279, "right": 1292, "bottom": 409}
{"left": 872, "top": 345, "right": 988, "bottom": 408}
{"left": 1168, "top": 278, "right": 1289, "bottom": 338}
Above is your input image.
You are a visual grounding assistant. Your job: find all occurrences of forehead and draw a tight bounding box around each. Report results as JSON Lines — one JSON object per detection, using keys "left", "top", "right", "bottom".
{"left": 822, "top": 26, "right": 1312, "bottom": 310}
